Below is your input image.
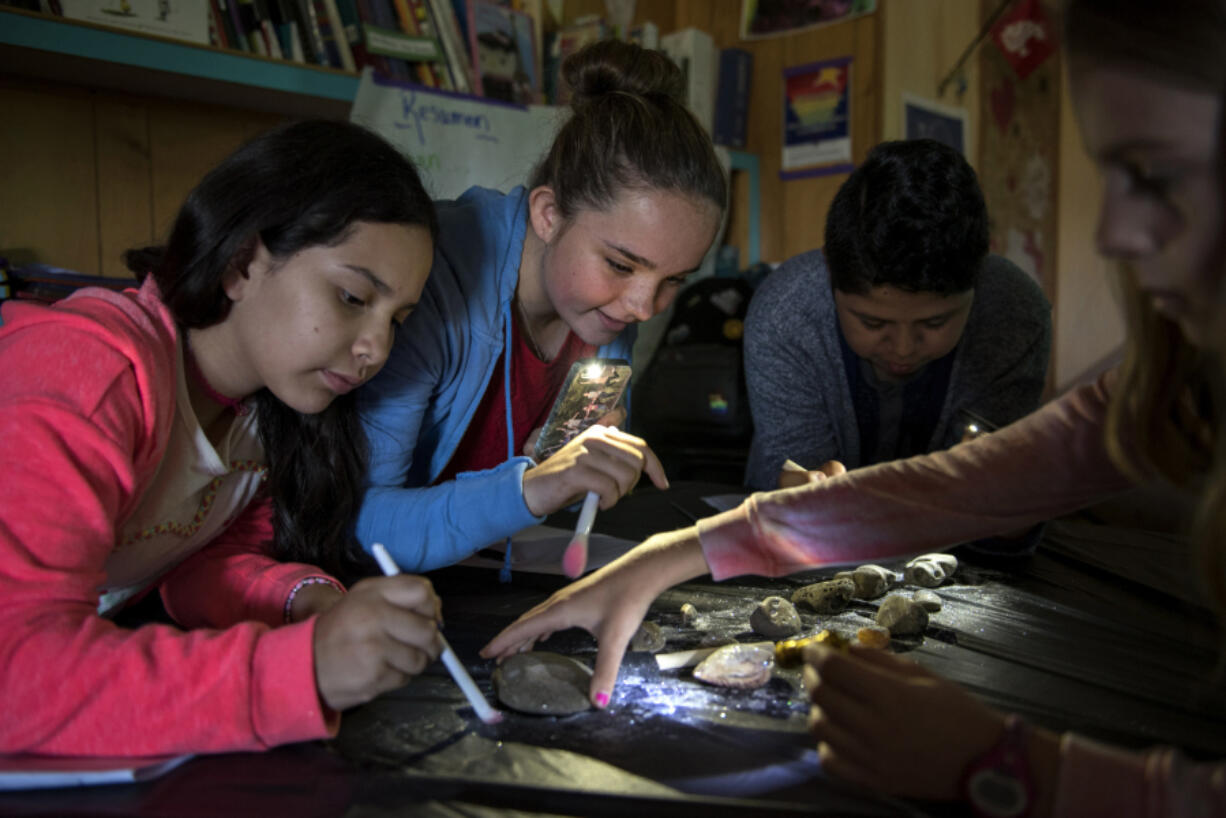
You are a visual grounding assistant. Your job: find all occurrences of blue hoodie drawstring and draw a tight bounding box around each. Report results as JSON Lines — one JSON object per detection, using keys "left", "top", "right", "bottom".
{"left": 500, "top": 301, "right": 515, "bottom": 584}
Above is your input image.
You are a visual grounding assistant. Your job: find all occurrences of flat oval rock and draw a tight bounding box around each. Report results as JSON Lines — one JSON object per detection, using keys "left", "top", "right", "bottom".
{"left": 791, "top": 578, "right": 855, "bottom": 613}
{"left": 692, "top": 643, "right": 775, "bottom": 689}
{"left": 492, "top": 652, "right": 593, "bottom": 715}
{"left": 749, "top": 595, "right": 802, "bottom": 638}
{"left": 913, "top": 589, "right": 943, "bottom": 612}
{"left": 629, "top": 620, "right": 666, "bottom": 653}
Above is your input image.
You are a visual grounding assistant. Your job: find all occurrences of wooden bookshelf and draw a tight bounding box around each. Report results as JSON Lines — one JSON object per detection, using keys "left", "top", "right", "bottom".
{"left": 0, "top": 6, "right": 359, "bottom": 118}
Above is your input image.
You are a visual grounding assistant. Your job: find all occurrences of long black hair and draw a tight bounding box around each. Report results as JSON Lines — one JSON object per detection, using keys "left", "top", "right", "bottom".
{"left": 125, "top": 119, "right": 437, "bottom": 582}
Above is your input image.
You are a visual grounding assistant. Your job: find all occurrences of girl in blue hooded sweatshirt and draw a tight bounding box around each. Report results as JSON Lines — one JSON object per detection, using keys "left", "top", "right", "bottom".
{"left": 356, "top": 40, "right": 727, "bottom": 572}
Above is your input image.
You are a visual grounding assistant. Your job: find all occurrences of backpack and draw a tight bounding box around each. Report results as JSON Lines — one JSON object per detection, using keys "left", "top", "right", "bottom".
{"left": 632, "top": 276, "right": 756, "bottom": 448}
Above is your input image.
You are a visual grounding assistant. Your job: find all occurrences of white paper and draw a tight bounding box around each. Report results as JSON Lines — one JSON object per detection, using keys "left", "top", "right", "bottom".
{"left": 461, "top": 525, "right": 638, "bottom": 575}
{"left": 701, "top": 494, "right": 748, "bottom": 514}
{"left": 350, "top": 69, "right": 565, "bottom": 201}
{"left": 0, "top": 754, "right": 192, "bottom": 791}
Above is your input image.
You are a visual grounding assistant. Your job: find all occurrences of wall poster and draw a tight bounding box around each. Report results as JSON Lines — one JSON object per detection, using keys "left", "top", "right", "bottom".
{"left": 781, "top": 56, "right": 853, "bottom": 180}
{"left": 741, "top": 0, "right": 876, "bottom": 40}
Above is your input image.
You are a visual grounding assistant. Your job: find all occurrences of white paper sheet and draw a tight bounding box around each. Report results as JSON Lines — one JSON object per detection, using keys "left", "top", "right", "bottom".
{"left": 0, "top": 754, "right": 192, "bottom": 791}
{"left": 461, "top": 525, "right": 639, "bottom": 575}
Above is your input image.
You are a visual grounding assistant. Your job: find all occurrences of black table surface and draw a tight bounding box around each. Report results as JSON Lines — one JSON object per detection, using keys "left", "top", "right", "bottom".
{"left": 4, "top": 482, "right": 1225, "bottom": 817}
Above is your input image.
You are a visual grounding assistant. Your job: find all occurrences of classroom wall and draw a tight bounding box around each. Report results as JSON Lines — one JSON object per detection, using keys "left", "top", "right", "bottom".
{"left": 878, "top": 0, "right": 981, "bottom": 164}
{"left": 0, "top": 77, "right": 282, "bottom": 278}
{"left": 1053, "top": 64, "right": 1125, "bottom": 390}
{"left": 670, "top": 0, "right": 878, "bottom": 264}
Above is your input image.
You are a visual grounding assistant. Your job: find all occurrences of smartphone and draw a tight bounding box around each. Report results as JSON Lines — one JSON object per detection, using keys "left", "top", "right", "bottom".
{"left": 532, "top": 358, "right": 632, "bottom": 462}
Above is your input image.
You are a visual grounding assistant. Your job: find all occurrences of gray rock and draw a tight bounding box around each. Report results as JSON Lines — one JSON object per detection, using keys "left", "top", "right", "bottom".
{"left": 874, "top": 595, "right": 929, "bottom": 635}
{"left": 492, "top": 652, "right": 593, "bottom": 715}
{"left": 680, "top": 602, "right": 710, "bottom": 630}
{"left": 749, "top": 595, "right": 802, "bottom": 638}
{"left": 835, "top": 565, "right": 893, "bottom": 599}
{"left": 629, "top": 620, "right": 666, "bottom": 653}
{"left": 791, "top": 578, "right": 856, "bottom": 614}
{"left": 913, "top": 589, "right": 943, "bottom": 612}
{"left": 904, "top": 553, "right": 958, "bottom": 587}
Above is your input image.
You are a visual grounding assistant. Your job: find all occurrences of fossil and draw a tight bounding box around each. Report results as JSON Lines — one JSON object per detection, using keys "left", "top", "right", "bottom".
{"left": 692, "top": 643, "right": 776, "bottom": 689}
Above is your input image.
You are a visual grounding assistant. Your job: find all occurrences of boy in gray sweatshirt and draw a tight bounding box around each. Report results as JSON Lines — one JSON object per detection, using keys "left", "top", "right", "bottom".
{"left": 744, "top": 139, "right": 1051, "bottom": 492}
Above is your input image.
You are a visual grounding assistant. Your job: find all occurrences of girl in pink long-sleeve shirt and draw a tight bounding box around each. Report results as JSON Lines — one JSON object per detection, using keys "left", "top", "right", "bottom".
{"left": 482, "top": 1, "right": 1226, "bottom": 815}
{"left": 0, "top": 120, "right": 442, "bottom": 757}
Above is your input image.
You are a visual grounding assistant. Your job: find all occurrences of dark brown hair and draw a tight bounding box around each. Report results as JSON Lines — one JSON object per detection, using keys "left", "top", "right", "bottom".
{"left": 127, "top": 120, "right": 437, "bottom": 582}
{"left": 530, "top": 39, "right": 726, "bottom": 218}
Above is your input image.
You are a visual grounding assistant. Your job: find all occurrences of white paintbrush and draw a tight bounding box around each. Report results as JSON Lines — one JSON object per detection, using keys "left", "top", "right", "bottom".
{"left": 561, "top": 490, "right": 598, "bottom": 578}
{"left": 370, "top": 543, "right": 504, "bottom": 725}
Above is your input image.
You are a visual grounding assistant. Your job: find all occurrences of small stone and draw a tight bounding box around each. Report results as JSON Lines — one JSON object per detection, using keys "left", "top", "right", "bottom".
{"left": 692, "top": 643, "right": 775, "bottom": 689}
{"left": 492, "top": 652, "right": 593, "bottom": 715}
{"left": 856, "top": 626, "right": 891, "bottom": 649}
{"left": 680, "top": 602, "right": 710, "bottom": 630}
{"left": 904, "top": 553, "right": 957, "bottom": 587}
{"left": 791, "top": 578, "right": 856, "bottom": 614}
{"left": 835, "top": 565, "right": 893, "bottom": 599}
{"left": 629, "top": 620, "right": 666, "bottom": 653}
{"left": 874, "top": 594, "right": 929, "bottom": 636}
{"left": 749, "top": 596, "right": 802, "bottom": 638}
{"left": 913, "top": 589, "right": 943, "bottom": 612}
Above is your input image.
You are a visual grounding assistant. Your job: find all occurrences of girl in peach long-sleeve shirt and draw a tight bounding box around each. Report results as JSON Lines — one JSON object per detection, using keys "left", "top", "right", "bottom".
{"left": 483, "top": 1, "right": 1226, "bottom": 814}
{"left": 0, "top": 120, "right": 442, "bottom": 757}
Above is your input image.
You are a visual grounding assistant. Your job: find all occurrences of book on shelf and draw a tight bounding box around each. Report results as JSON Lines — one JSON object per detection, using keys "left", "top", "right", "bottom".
{"left": 295, "top": 0, "right": 329, "bottom": 64}
{"left": 309, "top": 0, "right": 345, "bottom": 66}
{"left": 58, "top": 0, "right": 212, "bottom": 45}
{"left": 627, "top": 20, "right": 659, "bottom": 50}
{"left": 254, "top": 0, "right": 286, "bottom": 59}
{"left": 405, "top": 0, "right": 453, "bottom": 89}
{"left": 236, "top": 0, "right": 268, "bottom": 55}
{"left": 320, "top": 0, "right": 356, "bottom": 69}
{"left": 426, "top": 0, "right": 473, "bottom": 94}
{"left": 660, "top": 27, "right": 717, "bottom": 135}
{"left": 467, "top": 0, "right": 539, "bottom": 104}
{"left": 547, "top": 15, "right": 604, "bottom": 105}
{"left": 269, "top": 0, "right": 308, "bottom": 62}
{"left": 207, "top": 0, "right": 230, "bottom": 49}
{"left": 222, "top": 0, "right": 251, "bottom": 52}
{"left": 714, "top": 47, "right": 752, "bottom": 149}
{"left": 391, "top": 0, "right": 443, "bottom": 87}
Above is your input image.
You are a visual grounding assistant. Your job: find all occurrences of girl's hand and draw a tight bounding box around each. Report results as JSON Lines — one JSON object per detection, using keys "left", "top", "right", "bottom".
{"left": 803, "top": 643, "right": 1005, "bottom": 800}
{"left": 521, "top": 423, "right": 668, "bottom": 517}
{"left": 312, "top": 575, "right": 443, "bottom": 711}
{"left": 288, "top": 581, "right": 345, "bottom": 622}
{"left": 521, "top": 407, "right": 627, "bottom": 457}
{"left": 480, "top": 527, "right": 709, "bottom": 707}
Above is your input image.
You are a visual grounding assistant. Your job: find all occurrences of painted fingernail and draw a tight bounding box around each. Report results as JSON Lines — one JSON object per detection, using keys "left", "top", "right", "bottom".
{"left": 595, "top": 691, "right": 610, "bottom": 708}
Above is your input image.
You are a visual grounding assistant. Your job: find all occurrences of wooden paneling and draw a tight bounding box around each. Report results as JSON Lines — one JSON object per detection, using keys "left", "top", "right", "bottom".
{"left": 878, "top": 0, "right": 981, "bottom": 162}
{"left": 0, "top": 80, "right": 99, "bottom": 274}
{"left": 96, "top": 97, "right": 152, "bottom": 277}
{"left": 0, "top": 76, "right": 286, "bottom": 275}
{"left": 147, "top": 103, "right": 284, "bottom": 242}
{"left": 673, "top": 1, "right": 879, "bottom": 262}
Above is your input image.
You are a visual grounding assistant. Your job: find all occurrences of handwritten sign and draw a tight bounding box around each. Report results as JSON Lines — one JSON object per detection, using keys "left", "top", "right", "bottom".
{"left": 350, "top": 69, "right": 564, "bottom": 200}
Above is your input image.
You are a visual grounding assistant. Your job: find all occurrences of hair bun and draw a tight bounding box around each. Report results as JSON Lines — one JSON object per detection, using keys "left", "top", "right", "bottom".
{"left": 562, "top": 39, "right": 684, "bottom": 105}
